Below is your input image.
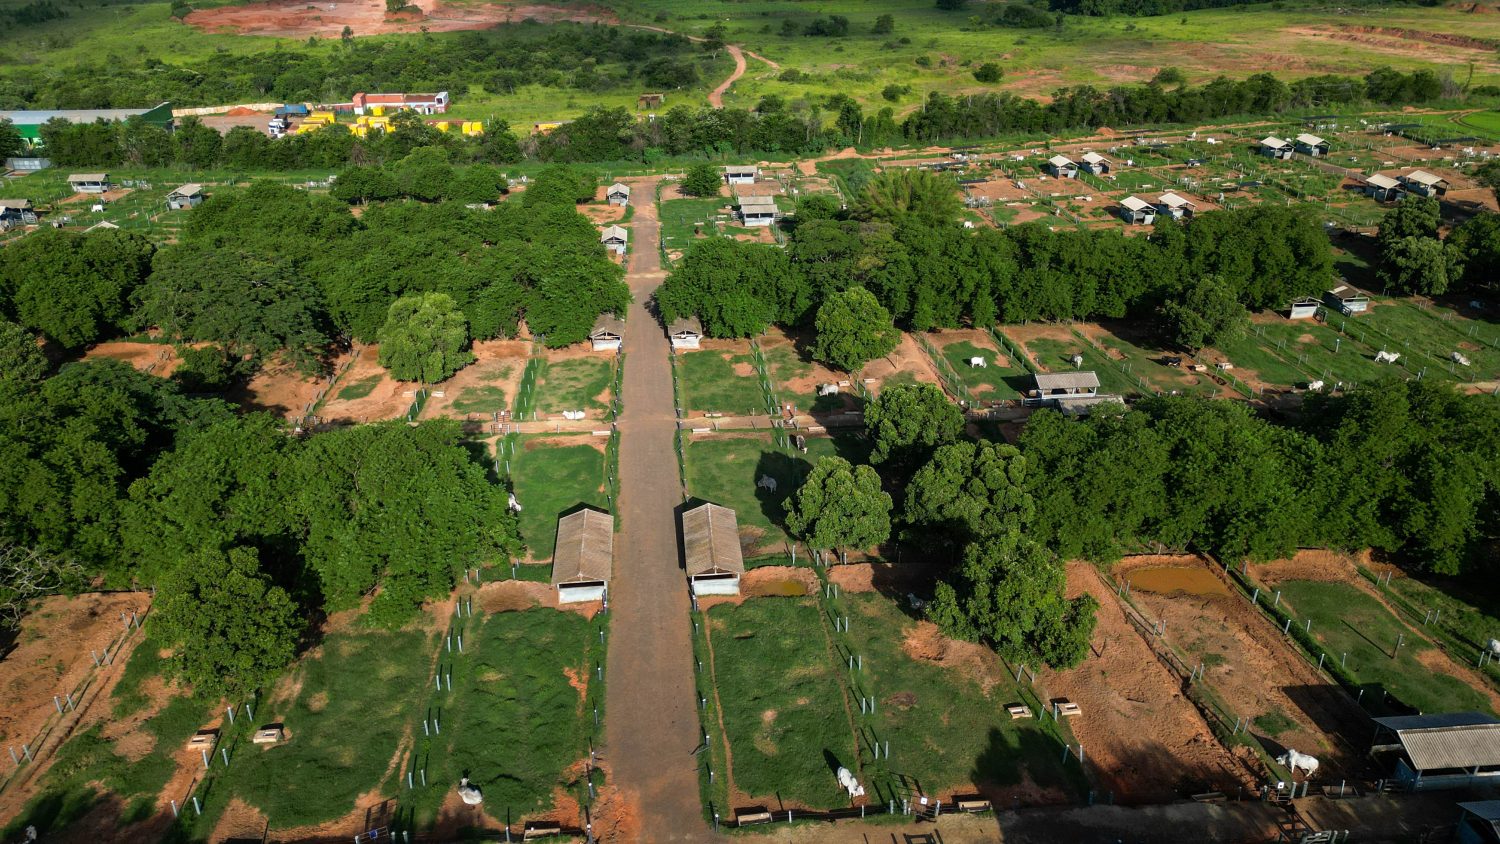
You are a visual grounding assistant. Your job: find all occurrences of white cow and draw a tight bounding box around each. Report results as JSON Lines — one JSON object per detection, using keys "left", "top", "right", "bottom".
{"left": 1452, "top": 351, "right": 1471, "bottom": 366}
{"left": 1307, "top": 380, "right": 1324, "bottom": 392}
{"left": 1276, "top": 749, "right": 1319, "bottom": 778}
{"left": 1375, "top": 350, "right": 1401, "bottom": 364}
{"left": 508, "top": 492, "right": 522, "bottom": 513}
{"left": 968, "top": 356, "right": 988, "bottom": 368}
{"left": 1486, "top": 637, "right": 1500, "bottom": 657}
{"left": 458, "top": 776, "right": 484, "bottom": 805}
{"left": 757, "top": 475, "right": 778, "bottom": 494}
{"left": 817, "top": 383, "right": 839, "bottom": 397}
{"left": 836, "top": 766, "right": 865, "bottom": 798}
{"left": 90, "top": 203, "right": 105, "bottom": 213}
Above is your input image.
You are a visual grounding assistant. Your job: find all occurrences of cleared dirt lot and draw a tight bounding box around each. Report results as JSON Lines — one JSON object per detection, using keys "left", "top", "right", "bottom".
{"left": 318, "top": 344, "right": 417, "bottom": 424}
{"left": 1042, "top": 563, "right": 1256, "bottom": 804}
{"left": 80, "top": 342, "right": 180, "bottom": 377}
{"left": 420, "top": 339, "right": 529, "bottom": 421}
{"left": 186, "top": 0, "right": 616, "bottom": 38}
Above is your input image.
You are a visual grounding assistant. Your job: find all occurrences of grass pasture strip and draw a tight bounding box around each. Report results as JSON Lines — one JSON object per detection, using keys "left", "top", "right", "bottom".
{"left": 838, "top": 592, "right": 1085, "bottom": 801}
{"left": 511, "top": 440, "right": 608, "bottom": 560}
{"left": 704, "top": 598, "right": 857, "bottom": 809}
{"left": 1275, "top": 580, "right": 1494, "bottom": 716}
{"left": 1019, "top": 338, "right": 1135, "bottom": 396}
{"left": 1353, "top": 300, "right": 1499, "bottom": 381}
{"left": 1250, "top": 320, "right": 1400, "bottom": 386}
{"left": 937, "top": 340, "right": 1026, "bottom": 401}
{"left": 676, "top": 349, "right": 767, "bottom": 416}
{"left": 684, "top": 435, "right": 809, "bottom": 541}
{"left": 533, "top": 358, "right": 613, "bottom": 415}
{"left": 204, "top": 626, "right": 434, "bottom": 829}
{"left": 450, "top": 384, "right": 510, "bottom": 415}
{"left": 408, "top": 608, "right": 598, "bottom": 826}
{"left": 659, "top": 198, "right": 730, "bottom": 257}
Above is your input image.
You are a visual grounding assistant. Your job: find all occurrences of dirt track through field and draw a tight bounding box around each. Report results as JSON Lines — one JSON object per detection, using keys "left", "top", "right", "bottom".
{"left": 601, "top": 180, "right": 709, "bottom": 842}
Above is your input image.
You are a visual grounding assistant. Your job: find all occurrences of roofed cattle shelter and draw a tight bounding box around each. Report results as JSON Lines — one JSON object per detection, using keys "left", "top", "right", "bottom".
{"left": 669, "top": 316, "right": 703, "bottom": 350}
{"left": 1364, "top": 174, "right": 1402, "bottom": 202}
{"left": 1080, "top": 151, "right": 1110, "bottom": 174}
{"left": 0, "top": 200, "right": 37, "bottom": 225}
{"left": 1287, "top": 297, "right": 1321, "bottom": 320}
{"left": 67, "top": 173, "right": 111, "bottom": 194}
{"left": 600, "top": 224, "right": 628, "bottom": 255}
{"left": 1259, "top": 136, "right": 1293, "bottom": 159}
{"left": 166, "top": 184, "right": 205, "bottom": 210}
{"left": 1046, "top": 154, "right": 1078, "bottom": 179}
{"left": 1324, "top": 283, "right": 1369, "bottom": 316}
{"left": 590, "top": 314, "right": 625, "bottom": 352}
{"left": 724, "top": 165, "right": 758, "bottom": 185}
{"left": 1371, "top": 713, "right": 1500, "bottom": 791}
{"left": 1119, "top": 195, "right": 1155, "bottom": 225}
{"left": 1024, "top": 371, "right": 1100, "bottom": 406}
{"left": 1155, "top": 192, "right": 1196, "bottom": 220}
{"left": 607, "top": 183, "right": 631, "bottom": 206}
{"left": 682, "top": 503, "right": 744, "bottom": 596}
{"left": 551, "top": 508, "right": 613, "bottom": 604}
{"left": 1400, "top": 169, "right": 1449, "bottom": 197}
{"left": 1294, "top": 133, "right": 1329, "bottom": 156}
{"left": 736, "top": 194, "right": 778, "bottom": 227}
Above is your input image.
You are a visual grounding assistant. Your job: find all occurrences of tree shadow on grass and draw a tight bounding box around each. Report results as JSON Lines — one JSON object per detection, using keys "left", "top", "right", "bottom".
{"left": 751, "top": 450, "right": 813, "bottom": 530}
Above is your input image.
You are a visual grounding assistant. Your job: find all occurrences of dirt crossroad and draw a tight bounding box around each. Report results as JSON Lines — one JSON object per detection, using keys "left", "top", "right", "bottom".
{"left": 602, "top": 180, "right": 710, "bottom": 842}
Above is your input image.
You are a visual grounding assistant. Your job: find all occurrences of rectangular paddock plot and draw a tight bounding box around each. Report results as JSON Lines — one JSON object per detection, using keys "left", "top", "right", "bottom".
{"left": 510, "top": 436, "right": 610, "bottom": 561}
{"left": 675, "top": 345, "right": 767, "bottom": 416}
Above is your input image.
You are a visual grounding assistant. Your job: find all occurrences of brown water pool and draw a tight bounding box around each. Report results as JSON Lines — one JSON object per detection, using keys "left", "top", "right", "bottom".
{"left": 1126, "top": 566, "right": 1230, "bottom": 597}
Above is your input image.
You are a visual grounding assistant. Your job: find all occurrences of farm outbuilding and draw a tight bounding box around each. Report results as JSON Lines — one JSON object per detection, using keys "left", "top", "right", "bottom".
{"left": 1364, "top": 174, "right": 1402, "bottom": 202}
{"left": 1457, "top": 801, "right": 1500, "bottom": 844}
{"left": 682, "top": 502, "right": 744, "bottom": 597}
{"left": 1119, "top": 195, "right": 1155, "bottom": 225}
{"left": 606, "top": 183, "right": 631, "bottom": 206}
{"left": 1259, "top": 136, "right": 1293, "bottom": 159}
{"left": 1370, "top": 713, "right": 1500, "bottom": 792}
{"left": 590, "top": 314, "right": 625, "bottom": 352}
{"left": 600, "top": 224, "right": 628, "bottom": 255}
{"left": 67, "top": 173, "right": 110, "bottom": 194}
{"left": 1046, "top": 154, "right": 1078, "bottom": 179}
{"left": 736, "top": 194, "right": 778, "bottom": 227}
{"left": 724, "top": 165, "right": 758, "bottom": 185}
{"left": 1024, "top": 371, "right": 1101, "bottom": 407}
{"left": 1323, "top": 283, "right": 1369, "bottom": 316}
{"left": 551, "top": 508, "right": 614, "bottom": 604}
{"left": 1080, "top": 151, "right": 1110, "bottom": 175}
{"left": 1294, "top": 133, "right": 1329, "bottom": 156}
{"left": 638, "top": 93, "right": 666, "bottom": 109}
{"left": 669, "top": 316, "right": 703, "bottom": 350}
{"left": 1288, "top": 297, "right": 1321, "bottom": 320}
{"left": 1155, "top": 192, "right": 1196, "bottom": 220}
{"left": 0, "top": 103, "right": 172, "bottom": 150}
{"left": 1400, "top": 170, "right": 1449, "bottom": 198}
{"left": 0, "top": 199, "right": 36, "bottom": 225}
{"left": 166, "top": 184, "right": 205, "bottom": 210}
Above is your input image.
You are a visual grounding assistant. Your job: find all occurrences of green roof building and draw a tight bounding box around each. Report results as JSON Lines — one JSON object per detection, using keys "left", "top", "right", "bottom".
{"left": 0, "top": 102, "right": 173, "bottom": 149}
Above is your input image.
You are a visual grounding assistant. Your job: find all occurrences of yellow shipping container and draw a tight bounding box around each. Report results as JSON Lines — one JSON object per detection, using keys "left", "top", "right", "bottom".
{"left": 371, "top": 106, "right": 385, "bottom": 116}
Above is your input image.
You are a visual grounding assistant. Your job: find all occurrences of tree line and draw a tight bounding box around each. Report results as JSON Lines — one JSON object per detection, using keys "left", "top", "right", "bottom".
{"left": 659, "top": 169, "right": 1334, "bottom": 353}
{"left": 0, "top": 165, "right": 628, "bottom": 377}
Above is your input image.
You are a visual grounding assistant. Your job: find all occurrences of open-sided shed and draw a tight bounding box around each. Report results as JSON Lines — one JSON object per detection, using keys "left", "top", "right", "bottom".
{"left": 590, "top": 314, "right": 625, "bottom": 352}
{"left": 1371, "top": 712, "right": 1500, "bottom": 791}
{"left": 736, "top": 194, "right": 778, "bottom": 227}
{"left": 1119, "top": 195, "right": 1155, "bottom": 225}
{"left": 682, "top": 502, "right": 744, "bottom": 596}
{"left": 1025, "top": 371, "right": 1101, "bottom": 407}
{"left": 669, "top": 316, "right": 703, "bottom": 350}
{"left": 607, "top": 183, "right": 631, "bottom": 206}
{"left": 1364, "top": 174, "right": 1402, "bottom": 202}
{"left": 68, "top": 172, "right": 110, "bottom": 194}
{"left": 167, "top": 184, "right": 205, "bottom": 210}
{"left": 551, "top": 508, "right": 613, "bottom": 604}
{"left": 1294, "top": 133, "right": 1329, "bottom": 157}
{"left": 1259, "top": 136, "right": 1293, "bottom": 160}
{"left": 1458, "top": 800, "right": 1500, "bottom": 844}
{"left": 1046, "top": 154, "right": 1078, "bottom": 179}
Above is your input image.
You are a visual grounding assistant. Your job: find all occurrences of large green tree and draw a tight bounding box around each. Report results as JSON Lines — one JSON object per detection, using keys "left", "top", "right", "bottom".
{"left": 658, "top": 238, "right": 809, "bottom": 336}
{"left": 155, "top": 546, "right": 302, "bottom": 695}
{"left": 783, "top": 457, "right": 892, "bottom": 561}
{"left": 1161, "top": 277, "right": 1248, "bottom": 352}
{"left": 0, "top": 229, "right": 153, "bottom": 349}
{"left": 812, "top": 286, "right": 900, "bottom": 371}
{"left": 376, "top": 292, "right": 475, "bottom": 383}
{"left": 1377, "top": 236, "right": 1464, "bottom": 296}
{"left": 905, "top": 440, "right": 1035, "bottom": 545}
{"left": 680, "top": 163, "right": 722, "bottom": 197}
{"left": 864, "top": 382, "right": 963, "bottom": 469}
{"left": 855, "top": 168, "right": 961, "bottom": 226}
{"left": 0, "top": 320, "right": 49, "bottom": 384}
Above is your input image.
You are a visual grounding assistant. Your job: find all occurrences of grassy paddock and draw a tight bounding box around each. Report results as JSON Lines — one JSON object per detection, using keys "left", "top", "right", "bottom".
{"left": 704, "top": 597, "right": 857, "bottom": 809}
{"left": 676, "top": 349, "right": 766, "bottom": 415}
{"left": 659, "top": 198, "right": 731, "bottom": 256}
{"left": 1018, "top": 337, "right": 1135, "bottom": 396}
{"left": 1275, "top": 580, "right": 1493, "bottom": 716}
{"left": 510, "top": 439, "right": 608, "bottom": 560}
{"left": 684, "top": 435, "right": 809, "bottom": 541}
{"left": 937, "top": 340, "right": 1026, "bottom": 401}
{"left": 533, "top": 357, "right": 614, "bottom": 415}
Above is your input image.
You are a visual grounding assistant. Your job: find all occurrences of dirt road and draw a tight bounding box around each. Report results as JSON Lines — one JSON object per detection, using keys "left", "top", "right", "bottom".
{"left": 708, "top": 46, "right": 747, "bottom": 109}
{"left": 601, "top": 180, "right": 709, "bottom": 842}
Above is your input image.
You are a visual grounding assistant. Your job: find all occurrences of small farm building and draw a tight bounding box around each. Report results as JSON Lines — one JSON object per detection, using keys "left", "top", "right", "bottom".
{"left": 4, "top": 157, "right": 49, "bottom": 171}
{"left": 1364, "top": 174, "right": 1402, "bottom": 202}
{"left": 601, "top": 224, "right": 628, "bottom": 254}
{"left": 1323, "top": 283, "right": 1369, "bottom": 316}
{"left": 0, "top": 200, "right": 36, "bottom": 225}
{"left": 1155, "top": 192, "right": 1196, "bottom": 220}
{"left": 1294, "top": 133, "right": 1329, "bottom": 156}
{"left": 1025, "top": 371, "right": 1100, "bottom": 407}
{"left": 166, "top": 184, "right": 205, "bottom": 210}
{"left": 1288, "top": 297, "right": 1321, "bottom": 320}
{"left": 1371, "top": 713, "right": 1500, "bottom": 792}
{"left": 551, "top": 508, "right": 613, "bottom": 604}
{"left": 1046, "top": 155, "right": 1078, "bottom": 179}
{"left": 669, "top": 317, "right": 703, "bottom": 350}
{"left": 68, "top": 173, "right": 110, "bottom": 194}
{"left": 724, "top": 165, "right": 758, "bottom": 185}
{"left": 1457, "top": 801, "right": 1500, "bottom": 844}
{"left": 1119, "top": 196, "right": 1155, "bottom": 225}
{"left": 589, "top": 314, "right": 624, "bottom": 352}
{"left": 638, "top": 93, "right": 666, "bottom": 109}
{"left": 1080, "top": 151, "right": 1110, "bottom": 175}
{"left": 607, "top": 183, "right": 631, "bottom": 206}
{"left": 736, "top": 194, "right": 778, "bottom": 227}
{"left": 1400, "top": 170, "right": 1448, "bottom": 197}
{"left": 682, "top": 503, "right": 744, "bottom": 596}
{"left": 1259, "top": 136, "right": 1293, "bottom": 159}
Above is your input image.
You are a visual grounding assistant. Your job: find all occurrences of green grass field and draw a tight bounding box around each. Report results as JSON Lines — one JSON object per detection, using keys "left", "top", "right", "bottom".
{"left": 511, "top": 439, "right": 608, "bottom": 560}
{"left": 1017, "top": 336, "right": 1137, "bottom": 396}
{"left": 936, "top": 340, "right": 1026, "bottom": 401}
{"left": 675, "top": 349, "right": 766, "bottom": 415}
{"left": 684, "top": 435, "right": 810, "bottom": 542}
{"left": 406, "top": 608, "right": 600, "bottom": 825}
{"left": 839, "top": 592, "right": 1086, "bottom": 800}
{"left": 336, "top": 376, "right": 382, "bottom": 401}
{"left": 703, "top": 597, "right": 857, "bottom": 809}
{"left": 533, "top": 357, "right": 613, "bottom": 415}
{"left": 1275, "top": 580, "right": 1494, "bottom": 716}
{"left": 1087, "top": 326, "right": 1220, "bottom": 398}
{"left": 659, "top": 198, "right": 730, "bottom": 257}
{"left": 1351, "top": 300, "right": 1499, "bottom": 382}
{"left": 194, "top": 625, "right": 435, "bottom": 830}
{"left": 1249, "top": 320, "right": 1398, "bottom": 387}
{"left": 450, "top": 384, "right": 510, "bottom": 415}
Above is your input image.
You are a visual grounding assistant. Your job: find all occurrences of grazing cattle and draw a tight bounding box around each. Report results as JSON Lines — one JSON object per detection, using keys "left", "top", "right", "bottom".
{"left": 1276, "top": 749, "right": 1319, "bottom": 778}
{"left": 836, "top": 766, "right": 865, "bottom": 798}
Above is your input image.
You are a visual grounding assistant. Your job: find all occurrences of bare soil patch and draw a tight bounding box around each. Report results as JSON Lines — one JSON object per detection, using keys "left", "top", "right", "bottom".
{"left": 861, "top": 333, "right": 944, "bottom": 395}
{"left": 1042, "top": 563, "right": 1254, "bottom": 804}
{"left": 421, "top": 338, "right": 529, "bottom": 421}
{"left": 901, "top": 620, "right": 1006, "bottom": 694}
{"left": 698, "top": 567, "right": 817, "bottom": 611}
{"left": 1115, "top": 556, "right": 1368, "bottom": 774}
{"left": 1248, "top": 549, "right": 1368, "bottom": 587}
{"left": 477, "top": 579, "right": 555, "bottom": 613}
{"left": 826, "top": 562, "right": 940, "bottom": 598}
{"left": 319, "top": 344, "right": 416, "bottom": 424}
{"left": 80, "top": 342, "right": 179, "bottom": 377}
{"left": 231, "top": 351, "right": 348, "bottom": 420}
{"left": 186, "top": 0, "right": 616, "bottom": 38}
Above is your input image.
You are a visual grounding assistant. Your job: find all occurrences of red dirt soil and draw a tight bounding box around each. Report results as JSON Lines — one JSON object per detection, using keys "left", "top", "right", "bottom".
{"left": 186, "top": 0, "right": 617, "bottom": 39}
{"left": 231, "top": 350, "right": 350, "bottom": 421}
{"left": 319, "top": 343, "right": 418, "bottom": 424}
{"left": 420, "top": 339, "right": 529, "bottom": 421}
{"left": 696, "top": 566, "right": 816, "bottom": 611}
{"left": 1042, "top": 563, "right": 1256, "bottom": 804}
{"left": 861, "top": 333, "right": 944, "bottom": 396}
{"left": 80, "top": 342, "right": 180, "bottom": 377}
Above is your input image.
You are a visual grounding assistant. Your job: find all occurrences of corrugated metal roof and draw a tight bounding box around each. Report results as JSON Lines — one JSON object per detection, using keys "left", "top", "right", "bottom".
{"left": 724, "top": 165, "right": 758, "bottom": 175}
{"left": 608, "top": 182, "right": 630, "bottom": 195}
{"left": 682, "top": 503, "right": 744, "bottom": 577}
{"left": 736, "top": 194, "right": 777, "bottom": 208}
{"left": 1459, "top": 800, "right": 1500, "bottom": 822}
{"left": 1260, "top": 136, "right": 1289, "bottom": 148}
{"left": 1120, "top": 196, "right": 1152, "bottom": 212}
{"left": 1034, "top": 371, "right": 1100, "bottom": 391}
{"left": 669, "top": 316, "right": 702, "bottom": 336}
{"left": 1048, "top": 154, "right": 1075, "bottom": 168}
{"left": 591, "top": 313, "right": 625, "bottom": 337}
{"left": 0, "top": 199, "right": 33, "bottom": 209}
{"left": 67, "top": 173, "right": 108, "bottom": 182}
{"left": 551, "top": 508, "right": 613, "bottom": 585}
{"left": 169, "top": 183, "right": 204, "bottom": 198}
{"left": 1295, "top": 133, "right": 1326, "bottom": 146}
{"left": 600, "top": 224, "right": 628, "bottom": 242}
{"left": 1158, "top": 192, "right": 1194, "bottom": 208}
{"left": 1081, "top": 152, "right": 1108, "bottom": 164}
{"left": 1365, "top": 174, "right": 1400, "bottom": 189}
{"left": 1374, "top": 713, "right": 1500, "bottom": 771}
{"left": 1403, "top": 169, "right": 1446, "bottom": 186}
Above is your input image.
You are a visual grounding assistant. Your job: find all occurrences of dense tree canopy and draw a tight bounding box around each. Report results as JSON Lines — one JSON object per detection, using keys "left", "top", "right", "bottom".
{"left": 377, "top": 292, "right": 475, "bottom": 383}
{"left": 864, "top": 383, "right": 964, "bottom": 470}
{"left": 783, "top": 457, "right": 892, "bottom": 560}
{"left": 0, "top": 229, "right": 154, "bottom": 349}
{"left": 812, "top": 287, "right": 901, "bottom": 372}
